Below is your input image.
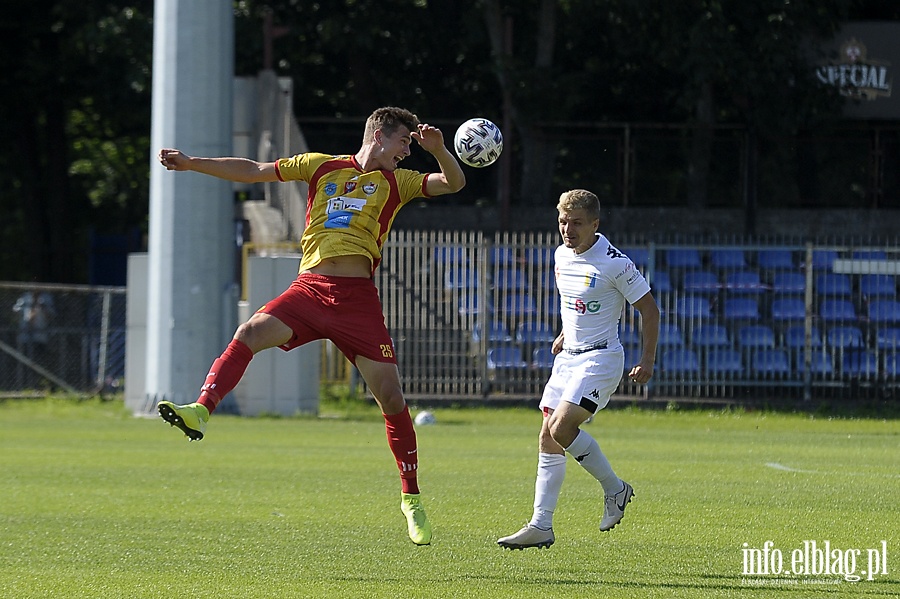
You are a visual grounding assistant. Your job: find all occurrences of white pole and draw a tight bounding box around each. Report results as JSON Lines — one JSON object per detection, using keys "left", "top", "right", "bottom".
{"left": 145, "top": 0, "right": 235, "bottom": 406}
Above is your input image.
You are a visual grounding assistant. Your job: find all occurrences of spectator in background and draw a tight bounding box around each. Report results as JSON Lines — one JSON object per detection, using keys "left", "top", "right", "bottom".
{"left": 13, "top": 291, "right": 55, "bottom": 351}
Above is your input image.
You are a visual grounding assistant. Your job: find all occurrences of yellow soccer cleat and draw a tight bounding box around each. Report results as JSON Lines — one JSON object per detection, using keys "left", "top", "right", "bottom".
{"left": 157, "top": 401, "right": 209, "bottom": 441}
{"left": 400, "top": 492, "right": 432, "bottom": 545}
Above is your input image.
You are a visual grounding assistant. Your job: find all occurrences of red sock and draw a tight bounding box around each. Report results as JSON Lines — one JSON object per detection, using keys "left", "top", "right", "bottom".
{"left": 383, "top": 406, "right": 420, "bottom": 494}
{"left": 196, "top": 339, "right": 254, "bottom": 414}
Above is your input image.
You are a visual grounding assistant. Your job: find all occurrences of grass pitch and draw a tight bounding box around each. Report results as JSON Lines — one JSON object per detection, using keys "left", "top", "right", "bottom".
{"left": 0, "top": 397, "right": 897, "bottom": 598}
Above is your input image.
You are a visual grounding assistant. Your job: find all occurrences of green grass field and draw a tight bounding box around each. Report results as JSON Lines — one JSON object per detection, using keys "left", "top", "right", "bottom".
{"left": 0, "top": 397, "right": 897, "bottom": 598}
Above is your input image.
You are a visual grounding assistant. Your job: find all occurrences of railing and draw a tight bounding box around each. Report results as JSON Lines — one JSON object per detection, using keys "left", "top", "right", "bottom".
{"left": 372, "top": 233, "right": 900, "bottom": 403}
{"left": 6, "top": 235, "right": 899, "bottom": 404}
{"left": 0, "top": 283, "right": 126, "bottom": 395}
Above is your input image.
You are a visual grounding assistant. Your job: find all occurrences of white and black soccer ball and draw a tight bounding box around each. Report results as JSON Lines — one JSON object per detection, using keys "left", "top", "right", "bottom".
{"left": 414, "top": 410, "right": 436, "bottom": 426}
{"left": 453, "top": 118, "right": 503, "bottom": 168}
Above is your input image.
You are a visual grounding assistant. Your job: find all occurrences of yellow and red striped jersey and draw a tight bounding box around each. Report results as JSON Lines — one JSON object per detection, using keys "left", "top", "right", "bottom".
{"left": 275, "top": 153, "right": 430, "bottom": 274}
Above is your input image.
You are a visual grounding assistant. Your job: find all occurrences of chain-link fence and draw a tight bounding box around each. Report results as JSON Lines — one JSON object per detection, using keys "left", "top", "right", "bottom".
{"left": 0, "top": 283, "right": 126, "bottom": 396}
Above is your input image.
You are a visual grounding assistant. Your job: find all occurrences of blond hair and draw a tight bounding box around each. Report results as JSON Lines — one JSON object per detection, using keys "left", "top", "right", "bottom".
{"left": 363, "top": 107, "right": 420, "bottom": 144}
{"left": 557, "top": 189, "right": 600, "bottom": 221}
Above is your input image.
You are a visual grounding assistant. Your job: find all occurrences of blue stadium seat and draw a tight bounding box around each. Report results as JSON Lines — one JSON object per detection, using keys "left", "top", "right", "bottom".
{"left": 619, "top": 326, "right": 641, "bottom": 347}
{"left": 433, "top": 245, "right": 469, "bottom": 265}
{"left": 661, "top": 348, "right": 700, "bottom": 375}
{"left": 516, "top": 321, "right": 557, "bottom": 344}
{"left": 531, "top": 347, "right": 555, "bottom": 369}
{"left": 876, "top": 328, "right": 900, "bottom": 350}
{"left": 444, "top": 266, "right": 478, "bottom": 290}
{"left": 682, "top": 270, "right": 720, "bottom": 295}
{"left": 852, "top": 250, "right": 887, "bottom": 260}
{"left": 526, "top": 247, "right": 554, "bottom": 266}
{"left": 771, "top": 272, "right": 806, "bottom": 295}
{"left": 494, "top": 268, "right": 528, "bottom": 290}
{"left": 658, "top": 323, "right": 686, "bottom": 347}
{"left": 868, "top": 300, "right": 900, "bottom": 324}
{"left": 826, "top": 326, "right": 865, "bottom": 349}
{"left": 542, "top": 293, "right": 561, "bottom": 317}
{"left": 623, "top": 343, "right": 641, "bottom": 372}
{"left": 724, "top": 270, "right": 767, "bottom": 294}
{"left": 738, "top": 325, "right": 776, "bottom": 349}
{"left": 723, "top": 297, "right": 761, "bottom": 321}
{"left": 797, "top": 350, "right": 834, "bottom": 376}
{"left": 819, "top": 299, "right": 857, "bottom": 322}
{"left": 784, "top": 325, "right": 823, "bottom": 350}
{"left": 665, "top": 248, "right": 702, "bottom": 269}
{"left": 757, "top": 249, "right": 795, "bottom": 270}
{"left": 674, "top": 296, "right": 713, "bottom": 320}
{"left": 811, "top": 250, "right": 839, "bottom": 270}
{"left": 771, "top": 298, "right": 806, "bottom": 322}
{"left": 458, "top": 292, "right": 483, "bottom": 316}
{"left": 859, "top": 275, "right": 896, "bottom": 298}
{"left": 486, "top": 346, "right": 528, "bottom": 369}
{"left": 841, "top": 350, "right": 878, "bottom": 378}
{"left": 622, "top": 247, "right": 651, "bottom": 269}
{"left": 690, "top": 324, "right": 731, "bottom": 348}
{"left": 705, "top": 349, "right": 744, "bottom": 376}
{"left": 751, "top": 349, "right": 792, "bottom": 377}
{"left": 491, "top": 247, "right": 519, "bottom": 266}
{"left": 816, "top": 273, "right": 852, "bottom": 297}
{"left": 500, "top": 293, "right": 537, "bottom": 317}
{"left": 883, "top": 352, "right": 900, "bottom": 378}
{"left": 710, "top": 248, "right": 747, "bottom": 269}
{"left": 650, "top": 271, "right": 672, "bottom": 295}
{"left": 472, "top": 321, "right": 513, "bottom": 343}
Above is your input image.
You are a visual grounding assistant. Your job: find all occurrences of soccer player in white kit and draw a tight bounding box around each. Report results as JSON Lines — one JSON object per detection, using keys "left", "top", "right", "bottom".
{"left": 498, "top": 189, "right": 660, "bottom": 550}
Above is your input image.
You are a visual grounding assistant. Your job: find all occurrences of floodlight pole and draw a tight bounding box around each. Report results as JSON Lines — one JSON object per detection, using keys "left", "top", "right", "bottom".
{"left": 145, "top": 0, "right": 236, "bottom": 406}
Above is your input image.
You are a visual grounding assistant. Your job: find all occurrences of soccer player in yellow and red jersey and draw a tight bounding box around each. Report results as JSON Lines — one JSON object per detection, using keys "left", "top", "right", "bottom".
{"left": 156, "top": 107, "right": 465, "bottom": 545}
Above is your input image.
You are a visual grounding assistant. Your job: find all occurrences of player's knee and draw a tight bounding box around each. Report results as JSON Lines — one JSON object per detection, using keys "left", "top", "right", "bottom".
{"left": 234, "top": 320, "right": 256, "bottom": 345}
{"left": 546, "top": 418, "right": 575, "bottom": 447}
{"left": 376, "top": 390, "right": 405, "bottom": 415}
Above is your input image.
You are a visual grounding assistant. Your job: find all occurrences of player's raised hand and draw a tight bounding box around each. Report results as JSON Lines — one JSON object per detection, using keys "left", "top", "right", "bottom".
{"left": 159, "top": 148, "right": 192, "bottom": 171}
{"left": 411, "top": 124, "right": 445, "bottom": 153}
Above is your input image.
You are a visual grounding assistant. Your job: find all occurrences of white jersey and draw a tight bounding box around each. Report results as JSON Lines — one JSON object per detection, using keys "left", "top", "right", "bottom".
{"left": 554, "top": 233, "right": 651, "bottom": 353}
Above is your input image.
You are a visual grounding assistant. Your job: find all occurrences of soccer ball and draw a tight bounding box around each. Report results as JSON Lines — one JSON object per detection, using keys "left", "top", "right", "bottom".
{"left": 453, "top": 118, "right": 503, "bottom": 168}
{"left": 414, "top": 410, "right": 436, "bottom": 426}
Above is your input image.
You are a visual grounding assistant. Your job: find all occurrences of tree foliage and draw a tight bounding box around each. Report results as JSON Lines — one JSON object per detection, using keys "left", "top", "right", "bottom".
{"left": 0, "top": 0, "right": 889, "bottom": 281}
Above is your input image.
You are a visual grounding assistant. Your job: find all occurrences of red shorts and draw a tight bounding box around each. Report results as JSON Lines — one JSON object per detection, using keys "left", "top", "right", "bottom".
{"left": 258, "top": 272, "right": 396, "bottom": 365}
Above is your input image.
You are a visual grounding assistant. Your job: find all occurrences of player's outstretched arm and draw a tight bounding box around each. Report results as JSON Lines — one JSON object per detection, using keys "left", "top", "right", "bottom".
{"left": 629, "top": 292, "right": 659, "bottom": 384}
{"left": 159, "top": 149, "right": 279, "bottom": 183}
{"left": 412, "top": 124, "right": 466, "bottom": 196}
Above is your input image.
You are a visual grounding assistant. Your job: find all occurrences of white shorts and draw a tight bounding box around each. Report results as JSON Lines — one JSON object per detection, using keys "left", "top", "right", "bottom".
{"left": 539, "top": 349, "right": 625, "bottom": 414}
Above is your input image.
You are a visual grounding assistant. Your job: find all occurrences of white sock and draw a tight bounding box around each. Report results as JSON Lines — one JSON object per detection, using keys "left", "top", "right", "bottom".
{"left": 565, "top": 429, "right": 622, "bottom": 494}
{"left": 528, "top": 453, "right": 567, "bottom": 530}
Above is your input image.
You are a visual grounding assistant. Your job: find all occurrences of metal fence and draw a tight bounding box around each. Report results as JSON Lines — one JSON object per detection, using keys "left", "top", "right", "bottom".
{"left": 0, "top": 283, "right": 126, "bottom": 396}
{"left": 5, "top": 235, "right": 899, "bottom": 404}
{"left": 373, "top": 232, "right": 900, "bottom": 403}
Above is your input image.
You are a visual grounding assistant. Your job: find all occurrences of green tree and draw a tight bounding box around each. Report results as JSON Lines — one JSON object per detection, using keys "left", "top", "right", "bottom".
{"left": 0, "top": 3, "right": 152, "bottom": 282}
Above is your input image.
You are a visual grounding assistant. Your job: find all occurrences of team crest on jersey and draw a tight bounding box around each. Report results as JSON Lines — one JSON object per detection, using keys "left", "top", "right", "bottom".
{"left": 363, "top": 182, "right": 377, "bottom": 195}
{"left": 344, "top": 181, "right": 357, "bottom": 194}
{"left": 324, "top": 182, "right": 338, "bottom": 196}
{"left": 584, "top": 272, "right": 599, "bottom": 288}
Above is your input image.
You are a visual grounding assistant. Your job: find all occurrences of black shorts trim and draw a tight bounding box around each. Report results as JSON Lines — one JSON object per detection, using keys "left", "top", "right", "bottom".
{"left": 578, "top": 395, "right": 600, "bottom": 413}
